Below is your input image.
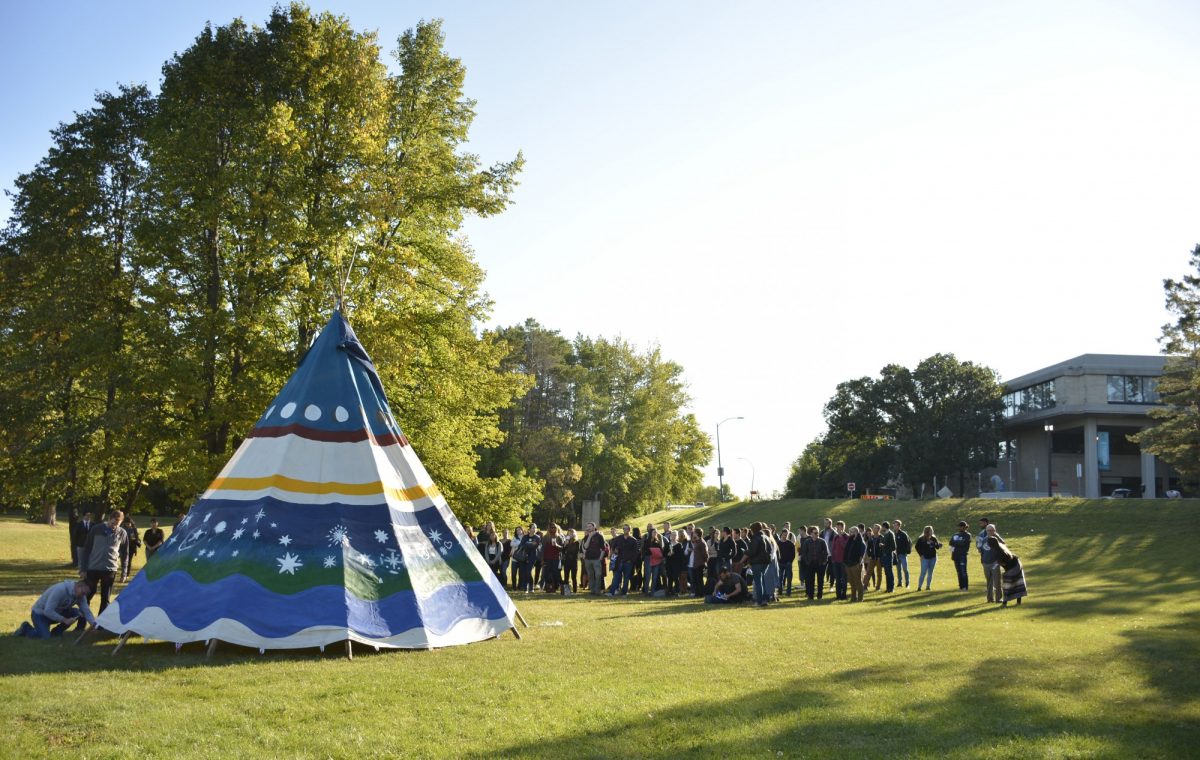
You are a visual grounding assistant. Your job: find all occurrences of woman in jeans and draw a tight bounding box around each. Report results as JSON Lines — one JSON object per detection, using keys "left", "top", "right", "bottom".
{"left": 914, "top": 525, "right": 942, "bottom": 590}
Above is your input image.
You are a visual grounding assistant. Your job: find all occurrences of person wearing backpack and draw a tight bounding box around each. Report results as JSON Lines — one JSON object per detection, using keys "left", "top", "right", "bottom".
{"left": 892, "top": 520, "right": 912, "bottom": 589}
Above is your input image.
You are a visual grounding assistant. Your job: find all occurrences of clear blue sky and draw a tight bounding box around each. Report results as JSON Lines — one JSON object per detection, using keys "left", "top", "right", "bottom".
{"left": 4, "top": 1, "right": 1200, "bottom": 496}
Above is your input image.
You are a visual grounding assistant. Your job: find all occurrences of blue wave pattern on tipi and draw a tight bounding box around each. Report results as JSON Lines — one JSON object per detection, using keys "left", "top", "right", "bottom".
{"left": 98, "top": 312, "right": 518, "bottom": 650}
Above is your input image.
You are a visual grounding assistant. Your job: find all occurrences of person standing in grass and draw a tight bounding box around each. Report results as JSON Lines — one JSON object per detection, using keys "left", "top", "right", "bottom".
{"left": 540, "top": 525, "right": 564, "bottom": 594}
{"left": 892, "top": 520, "right": 912, "bottom": 589}
{"left": 763, "top": 527, "right": 780, "bottom": 602}
{"left": 989, "top": 532, "right": 1027, "bottom": 607}
{"left": 484, "top": 529, "right": 504, "bottom": 582}
{"left": 776, "top": 530, "right": 796, "bottom": 596}
{"left": 745, "top": 523, "right": 771, "bottom": 606}
{"left": 119, "top": 516, "right": 140, "bottom": 582}
{"left": 914, "top": 526, "right": 942, "bottom": 590}
{"left": 562, "top": 529, "right": 580, "bottom": 594}
{"left": 607, "top": 524, "right": 634, "bottom": 596}
{"left": 143, "top": 518, "right": 165, "bottom": 560}
{"left": 509, "top": 527, "right": 525, "bottom": 590}
{"left": 820, "top": 518, "right": 837, "bottom": 589}
{"left": 72, "top": 511, "right": 94, "bottom": 574}
{"left": 830, "top": 522, "right": 849, "bottom": 599}
{"left": 865, "top": 525, "right": 882, "bottom": 591}
{"left": 976, "top": 517, "right": 993, "bottom": 597}
{"left": 582, "top": 523, "right": 606, "bottom": 595}
{"left": 843, "top": 526, "right": 867, "bottom": 602}
{"left": 689, "top": 528, "right": 709, "bottom": 598}
{"left": 949, "top": 521, "right": 972, "bottom": 590}
{"left": 82, "top": 510, "right": 127, "bottom": 615}
{"left": 878, "top": 522, "right": 897, "bottom": 593}
{"left": 981, "top": 524, "right": 1005, "bottom": 603}
{"left": 801, "top": 526, "right": 830, "bottom": 600}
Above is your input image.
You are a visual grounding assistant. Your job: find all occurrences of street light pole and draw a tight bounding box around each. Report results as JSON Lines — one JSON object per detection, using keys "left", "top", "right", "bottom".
{"left": 1044, "top": 423, "right": 1055, "bottom": 497}
{"left": 738, "top": 457, "right": 756, "bottom": 500}
{"left": 716, "top": 416, "right": 744, "bottom": 502}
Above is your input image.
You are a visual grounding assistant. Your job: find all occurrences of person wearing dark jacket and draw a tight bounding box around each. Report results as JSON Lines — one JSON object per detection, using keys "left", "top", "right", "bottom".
{"left": 561, "top": 530, "right": 580, "bottom": 593}
{"left": 878, "top": 523, "right": 898, "bottom": 593}
{"left": 843, "top": 527, "right": 868, "bottom": 602}
{"left": 72, "top": 512, "right": 94, "bottom": 574}
{"left": 776, "top": 532, "right": 796, "bottom": 595}
{"left": 745, "top": 523, "right": 772, "bottom": 606}
{"left": 892, "top": 520, "right": 912, "bottom": 589}
{"left": 914, "top": 526, "right": 942, "bottom": 590}
{"left": 800, "top": 526, "right": 830, "bottom": 600}
{"left": 689, "top": 529, "right": 710, "bottom": 598}
{"left": 949, "top": 521, "right": 972, "bottom": 590}
{"left": 830, "top": 522, "right": 850, "bottom": 600}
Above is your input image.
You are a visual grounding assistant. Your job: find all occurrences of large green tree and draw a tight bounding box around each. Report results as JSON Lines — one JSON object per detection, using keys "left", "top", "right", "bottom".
{"left": 787, "top": 354, "right": 1004, "bottom": 498}
{"left": 1133, "top": 244, "right": 1200, "bottom": 486}
{"left": 1, "top": 6, "right": 539, "bottom": 525}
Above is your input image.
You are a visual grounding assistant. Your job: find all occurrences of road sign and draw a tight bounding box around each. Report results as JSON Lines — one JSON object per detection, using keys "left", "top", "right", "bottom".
{"left": 847, "top": 482, "right": 856, "bottom": 492}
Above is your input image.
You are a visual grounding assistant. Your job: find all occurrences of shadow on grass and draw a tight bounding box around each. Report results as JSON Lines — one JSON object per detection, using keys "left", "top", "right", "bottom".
{"left": 463, "top": 653, "right": 1195, "bottom": 759}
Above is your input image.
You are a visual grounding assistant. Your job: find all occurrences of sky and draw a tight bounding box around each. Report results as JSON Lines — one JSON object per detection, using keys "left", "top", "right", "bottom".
{"left": 3, "top": 1, "right": 1199, "bottom": 497}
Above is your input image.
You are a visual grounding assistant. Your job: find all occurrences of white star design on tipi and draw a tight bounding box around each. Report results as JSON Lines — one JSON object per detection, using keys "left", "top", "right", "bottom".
{"left": 254, "top": 509, "right": 266, "bottom": 522}
{"left": 232, "top": 550, "right": 239, "bottom": 557}
{"left": 241, "top": 517, "right": 249, "bottom": 525}
{"left": 323, "top": 556, "right": 337, "bottom": 568}
{"left": 427, "top": 528, "right": 442, "bottom": 543}
{"left": 252, "top": 530, "right": 260, "bottom": 539}
{"left": 278, "top": 535, "right": 292, "bottom": 546}
{"left": 232, "top": 528, "right": 244, "bottom": 540}
{"left": 374, "top": 529, "right": 389, "bottom": 544}
{"left": 328, "top": 525, "right": 349, "bottom": 546}
{"left": 383, "top": 550, "right": 402, "bottom": 571}
{"left": 179, "top": 513, "right": 193, "bottom": 528}
{"left": 270, "top": 522, "right": 278, "bottom": 529}
{"left": 277, "top": 553, "right": 302, "bottom": 575}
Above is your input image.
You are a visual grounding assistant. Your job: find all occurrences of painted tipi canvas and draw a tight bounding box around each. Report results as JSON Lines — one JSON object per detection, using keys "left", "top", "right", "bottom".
{"left": 98, "top": 312, "right": 519, "bottom": 650}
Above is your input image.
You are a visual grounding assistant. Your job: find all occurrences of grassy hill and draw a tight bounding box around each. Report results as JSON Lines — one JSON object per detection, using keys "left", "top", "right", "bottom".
{"left": 1, "top": 498, "right": 1198, "bottom": 758}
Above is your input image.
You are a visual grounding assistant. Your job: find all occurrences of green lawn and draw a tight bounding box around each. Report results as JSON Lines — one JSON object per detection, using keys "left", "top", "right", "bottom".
{"left": 2, "top": 498, "right": 1198, "bottom": 759}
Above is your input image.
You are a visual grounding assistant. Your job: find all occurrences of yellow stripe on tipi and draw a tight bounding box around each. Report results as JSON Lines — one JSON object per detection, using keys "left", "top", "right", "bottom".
{"left": 208, "top": 474, "right": 439, "bottom": 502}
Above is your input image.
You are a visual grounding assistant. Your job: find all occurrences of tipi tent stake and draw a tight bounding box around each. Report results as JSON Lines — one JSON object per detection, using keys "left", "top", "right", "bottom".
{"left": 73, "top": 627, "right": 94, "bottom": 646}
{"left": 205, "top": 639, "right": 219, "bottom": 659}
{"left": 345, "top": 640, "right": 353, "bottom": 660}
{"left": 111, "top": 631, "right": 132, "bottom": 656}
{"left": 510, "top": 626, "right": 522, "bottom": 640}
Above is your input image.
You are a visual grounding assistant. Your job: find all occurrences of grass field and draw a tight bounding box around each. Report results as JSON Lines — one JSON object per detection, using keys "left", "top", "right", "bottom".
{"left": 2, "top": 498, "right": 1198, "bottom": 759}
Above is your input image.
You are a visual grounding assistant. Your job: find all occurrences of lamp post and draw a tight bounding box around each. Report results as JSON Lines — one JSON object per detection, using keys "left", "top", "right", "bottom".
{"left": 1043, "top": 423, "right": 1054, "bottom": 497}
{"left": 738, "top": 457, "right": 756, "bottom": 500}
{"left": 716, "top": 416, "right": 744, "bottom": 502}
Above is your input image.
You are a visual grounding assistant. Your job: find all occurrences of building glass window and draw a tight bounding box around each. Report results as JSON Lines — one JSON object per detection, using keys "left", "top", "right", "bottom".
{"left": 1106, "top": 375, "right": 1160, "bottom": 404}
{"left": 1002, "top": 380, "right": 1056, "bottom": 418}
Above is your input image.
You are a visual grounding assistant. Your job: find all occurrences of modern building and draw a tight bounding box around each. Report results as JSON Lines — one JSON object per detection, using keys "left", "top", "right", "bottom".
{"left": 988, "top": 354, "right": 1179, "bottom": 498}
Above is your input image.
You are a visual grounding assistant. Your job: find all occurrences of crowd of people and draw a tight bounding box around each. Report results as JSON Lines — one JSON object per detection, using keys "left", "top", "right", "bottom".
{"left": 15, "top": 509, "right": 1029, "bottom": 639}
{"left": 466, "top": 515, "right": 1028, "bottom": 608}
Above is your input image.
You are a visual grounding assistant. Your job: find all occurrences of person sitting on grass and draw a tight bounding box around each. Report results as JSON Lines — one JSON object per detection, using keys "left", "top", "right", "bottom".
{"left": 14, "top": 579, "right": 97, "bottom": 639}
{"left": 705, "top": 566, "right": 747, "bottom": 604}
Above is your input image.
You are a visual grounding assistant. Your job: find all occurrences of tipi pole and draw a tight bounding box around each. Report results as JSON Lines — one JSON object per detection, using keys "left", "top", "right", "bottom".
{"left": 111, "top": 631, "right": 133, "bottom": 656}
{"left": 345, "top": 640, "right": 353, "bottom": 660}
{"left": 205, "top": 639, "right": 219, "bottom": 659}
{"left": 514, "top": 608, "right": 530, "bottom": 628}
{"left": 509, "top": 626, "right": 522, "bottom": 641}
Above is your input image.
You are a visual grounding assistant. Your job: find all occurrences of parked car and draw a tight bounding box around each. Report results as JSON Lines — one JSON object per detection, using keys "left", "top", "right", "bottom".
{"left": 1110, "top": 488, "right": 1134, "bottom": 498}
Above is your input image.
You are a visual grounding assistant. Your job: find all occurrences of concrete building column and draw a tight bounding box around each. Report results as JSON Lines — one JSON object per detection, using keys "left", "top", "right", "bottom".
{"left": 1083, "top": 417, "right": 1100, "bottom": 499}
{"left": 1141, "top": 449, "right": 1157, "bottom": 499}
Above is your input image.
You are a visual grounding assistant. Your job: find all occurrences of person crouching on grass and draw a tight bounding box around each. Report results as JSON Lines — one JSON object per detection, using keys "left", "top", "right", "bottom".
{"left": 14, "top": 579, "right": 97, "bottom": 638}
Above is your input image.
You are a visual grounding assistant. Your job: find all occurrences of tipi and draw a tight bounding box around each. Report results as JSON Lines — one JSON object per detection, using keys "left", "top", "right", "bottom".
{"left": 98, "top": 312, "right": 521, "bottom": 651}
